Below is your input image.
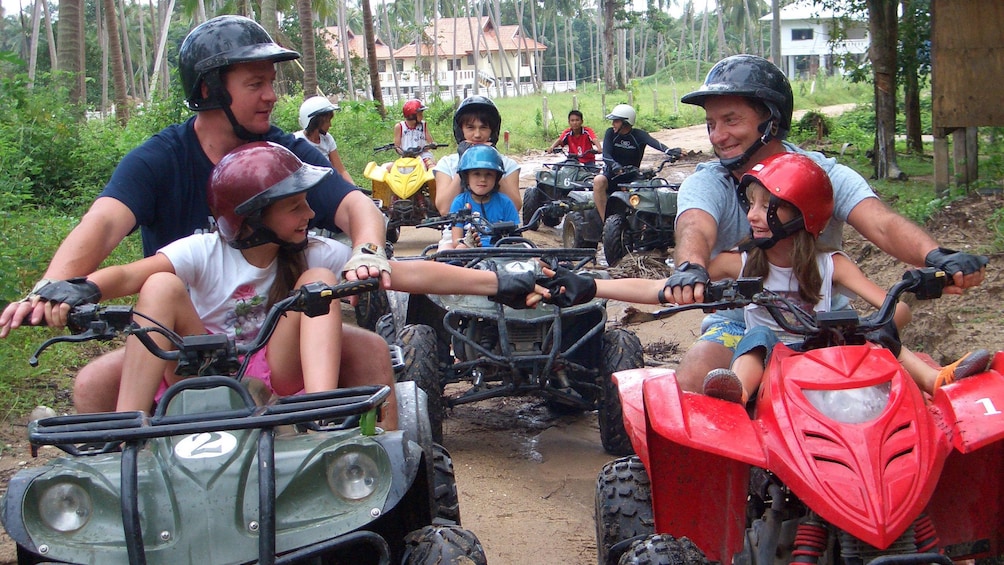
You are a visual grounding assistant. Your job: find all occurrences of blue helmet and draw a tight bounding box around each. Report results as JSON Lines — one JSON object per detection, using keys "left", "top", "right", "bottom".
{"left": 458, "top": 145, "right": 505, "bottom": 192}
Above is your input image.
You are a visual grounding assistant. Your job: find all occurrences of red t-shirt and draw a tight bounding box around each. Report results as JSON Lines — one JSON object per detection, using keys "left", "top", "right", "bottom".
{"left": 557, "top": 127, "right": 598, "bottom": 164}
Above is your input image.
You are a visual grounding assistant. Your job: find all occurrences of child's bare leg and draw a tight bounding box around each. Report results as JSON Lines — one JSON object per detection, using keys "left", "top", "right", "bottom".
{"left": 267, "top": 268, "right": 343, "bottom": 396}
{"left": 341, "top": 325, "right": 399, "bottom": 431}
{"left": 731, "top": 351, "right": 766, "bottom": 403}
{"left": 900, "top": 346, "right": 991, "bottom": 394}
{"left": 898, "top": 347, "right": 938, "bottom": 394}
{"left": 117, "top": 273, "right": 204, "bottom": 413}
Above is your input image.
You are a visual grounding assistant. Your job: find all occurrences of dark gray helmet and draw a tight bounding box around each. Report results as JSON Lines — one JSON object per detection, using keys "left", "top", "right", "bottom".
{"left": 179, "top": 15, "right": 300, "bottom": 111}
{"left": 453, "top": 95, "right": 502, "bottom": 145}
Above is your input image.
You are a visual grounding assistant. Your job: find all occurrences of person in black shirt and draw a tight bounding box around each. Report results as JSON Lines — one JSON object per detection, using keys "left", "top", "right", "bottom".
{"left": 592, "top": 104, "right": 678, "bottom": 218}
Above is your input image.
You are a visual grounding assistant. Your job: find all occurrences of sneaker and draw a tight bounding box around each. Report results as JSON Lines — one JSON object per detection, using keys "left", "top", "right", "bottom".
{"left": 703, "top": 369, "right": 745, "bottom": 404}
{"left": 934, "top": 349, "right": 991, "bottom": 390}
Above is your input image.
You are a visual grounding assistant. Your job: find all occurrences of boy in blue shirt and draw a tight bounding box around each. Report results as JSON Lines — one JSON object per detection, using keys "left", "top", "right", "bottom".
{"left": 450, "top": 145, "right": 520, "bottom": 248}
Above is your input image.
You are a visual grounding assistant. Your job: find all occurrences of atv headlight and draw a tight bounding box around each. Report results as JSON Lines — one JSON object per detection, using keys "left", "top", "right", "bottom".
{"left": 629, "top": 194, "right": 641, "bottom": 207}
{"left": 803, "top": 382, "right": 891, "bottom": 424}
{"left": 38, "top": 482, "right": 92, "bottom": 532}
{"left": 327, "top": 451, "right": 380, "bottom": 501}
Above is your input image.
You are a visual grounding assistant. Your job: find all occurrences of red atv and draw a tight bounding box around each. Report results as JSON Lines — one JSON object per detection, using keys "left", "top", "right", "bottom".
{"left": 596, "top": 269, "right": 1004, "bottom": 565}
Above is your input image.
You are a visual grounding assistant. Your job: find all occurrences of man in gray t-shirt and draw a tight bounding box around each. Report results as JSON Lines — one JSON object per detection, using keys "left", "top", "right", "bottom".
{"left": 663, "top": 55, "right": 986, "bottom": 395}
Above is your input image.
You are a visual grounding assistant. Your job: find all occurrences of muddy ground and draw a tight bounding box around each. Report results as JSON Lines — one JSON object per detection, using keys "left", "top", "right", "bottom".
{"left": 0, "top": 112, "right": 1000, "bottom": 564}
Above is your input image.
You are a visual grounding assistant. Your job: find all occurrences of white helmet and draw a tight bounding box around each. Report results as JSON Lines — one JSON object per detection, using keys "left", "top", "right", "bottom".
{"left": 605, "top": 104, "right": 637, "bottom": 126}
{"left": 298, "top": 96, "right": 338, "bottom": 130}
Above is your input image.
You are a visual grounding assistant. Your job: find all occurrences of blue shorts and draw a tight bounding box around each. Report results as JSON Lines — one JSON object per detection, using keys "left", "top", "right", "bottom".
{"left": 732, "top": 325, "right": 780, "bottom": 366}
{"left": 697, "top": 313, "right": 746, "bottom": 353}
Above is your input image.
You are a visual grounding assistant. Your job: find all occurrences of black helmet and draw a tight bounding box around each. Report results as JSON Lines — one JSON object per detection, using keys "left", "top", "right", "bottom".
{"left": 682, "top": 55, "right": 794, "bottom": 138}
{"left": 179, "top": 15, "right": 300, "bottom": 111}
{"left": 453, "top": 95, "right": 502, "bottom": 145}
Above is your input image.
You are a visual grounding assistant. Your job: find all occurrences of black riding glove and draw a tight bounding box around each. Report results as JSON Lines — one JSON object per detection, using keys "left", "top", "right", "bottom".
{"left": 865, "top": 318, "right": 902, "bottom": 358}
{"left": 658, "top": 262, "right": 710, "bottom": 303}
{"left": 457, "top": 141, "right": 474, "bottom": 156}
{"left": 539, "top": 267, "right": 597, "bottom": 307}
{"left": 664, "top": 147, "right": 682, "bottom": 160}
{"left": 490, "top": 270, "right": 536, "bottom": 310}
{"left": 35, "top": 277, "right": 102, "bottom": 307}
{"left": 924, "top": 247, "right": 988, "bottom": 276}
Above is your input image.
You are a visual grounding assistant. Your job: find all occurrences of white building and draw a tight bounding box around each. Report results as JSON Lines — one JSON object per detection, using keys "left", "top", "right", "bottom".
{"left": 760, "top": 1, "right": 870, "bottom": 79}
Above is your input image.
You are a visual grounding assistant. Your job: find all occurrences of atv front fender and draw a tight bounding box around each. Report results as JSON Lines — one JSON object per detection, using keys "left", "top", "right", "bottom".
{"left": 613, "top": 368, "right": 760, "bottom": 564}
{"left": 605, "top": 191, "right": 633, "bottom": 219}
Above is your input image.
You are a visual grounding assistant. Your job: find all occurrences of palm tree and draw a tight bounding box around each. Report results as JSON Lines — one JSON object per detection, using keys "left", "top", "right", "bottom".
{"left": 298, "top": 0, "right": 318, "bottom": 97}
{"left": 57, "top": 0, "right": 87, "bottom": 109}
{"left": 103, "top": 0, "right": 129, "bottom": 124}
{"left": 361, "top": 0, "right": 386, "bottom": 115}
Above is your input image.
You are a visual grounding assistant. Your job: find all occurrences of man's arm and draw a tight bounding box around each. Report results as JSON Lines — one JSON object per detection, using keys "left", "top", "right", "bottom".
{"left": 846, "top": 197, "right": 984, "bottom": 292}
{"left": 500, "top": 171, "right": 522, "bottom": 211}
{"left": 0, "top": 197, "right": 136, "bottom": 335}
{"left": 333, "top": 190, "right": 392, "bottom": 287}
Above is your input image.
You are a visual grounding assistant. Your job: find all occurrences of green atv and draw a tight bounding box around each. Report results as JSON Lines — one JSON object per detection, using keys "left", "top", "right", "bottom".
{"left": 1, "top": 279, "right": 486, "bottom": 565}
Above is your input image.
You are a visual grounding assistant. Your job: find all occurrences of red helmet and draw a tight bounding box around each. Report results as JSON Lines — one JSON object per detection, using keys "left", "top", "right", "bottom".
{"left": 403, "top": 99, "right": 427, "bottom": 119}
{"left": 738, "top": 152, "right": 833, "bottom": 238}
{"left": 208, "top": 142, "right": 330, "bottom": 247}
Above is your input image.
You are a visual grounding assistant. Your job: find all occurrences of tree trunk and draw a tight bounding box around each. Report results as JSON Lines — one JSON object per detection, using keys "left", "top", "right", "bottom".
{"left": 297, "top": 0, "right": 318, "bottom": 98}
{"left": 381, "top": 0, "right": 402, "bottom": 104}
{"left": 528, "top": 0, "right": 541, "bottom": 90}
{"left": 104, "top": 0, "right": 129, "bottom": 124}
{"left": 57, "top": 0, "right": 86, "bottom": 109}
{"left": 148, "top": 0, "right": 175, "bottom": 100}
{"left": 337, "top": 0, "right": 355, "bottom": 100}
{"left": 43, "top": 0, "right": 57, "bottom": 69}
{"left": 602, "top": 0, "right": 615, "bottom": 91}
{"left": 867, "top": 0, "right": 904, "bottom": 179}
{"left": 362, "top": 0, "right": 385, "bottom": 115}
{"left": 28, "top": 0, "right": 41, "bottom": 87}
{"left": 118, "top": 0, "right": 136, "bottom": 99}
{"left": 900, "top": 0, "right": 924, "bottom": 154}
{"left": 771, "top": 0, "right": 780, "bottom": 72}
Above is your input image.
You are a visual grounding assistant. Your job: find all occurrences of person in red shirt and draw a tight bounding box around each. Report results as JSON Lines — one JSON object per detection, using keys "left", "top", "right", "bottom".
{"left": 548, "top": 110, "right": 601, "bottom": 168}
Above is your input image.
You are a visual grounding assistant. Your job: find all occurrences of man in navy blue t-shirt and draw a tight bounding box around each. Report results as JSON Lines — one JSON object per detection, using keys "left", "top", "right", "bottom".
{"left": 2, "top": 16, "right": 397, "bottom": 424}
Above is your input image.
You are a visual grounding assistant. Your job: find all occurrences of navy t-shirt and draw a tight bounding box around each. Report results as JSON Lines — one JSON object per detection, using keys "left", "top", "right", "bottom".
{"left": 99, "top": 117, "right": 355, "bottom": 257}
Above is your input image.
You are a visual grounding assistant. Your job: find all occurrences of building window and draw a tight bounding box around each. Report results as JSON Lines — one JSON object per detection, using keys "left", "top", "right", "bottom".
{"left": 467, "top": 54, "right": 474, "bottom": 65}
{"left": 395, "top": 60, "right": 404, "bottom": 72}
{"left": 792, "top": 28, "right": 813, "bottom": 41}
{"left": 377, "top": 61, "right": 386, "bottom": 72}
{"left": 421, "top": 60, "right": 432, "bottom": 73}
{"left": 521, "top": 52, "right": 530, "bottom": 66}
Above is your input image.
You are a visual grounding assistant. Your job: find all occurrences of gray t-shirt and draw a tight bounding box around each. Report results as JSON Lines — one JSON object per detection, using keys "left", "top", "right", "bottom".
{"left": 676, "top": 142, "right": 876, "bottom": 258}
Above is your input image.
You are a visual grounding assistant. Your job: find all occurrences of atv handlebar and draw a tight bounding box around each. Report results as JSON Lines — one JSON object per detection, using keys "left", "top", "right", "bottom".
{"left": 374, "top": 142, "right": 448, "bottom": 158}
{"left": 646, "top": 268, "right": 953, "bottom": 350}
{"left": 30, "top": 278, "right": 381, "bottom": 374}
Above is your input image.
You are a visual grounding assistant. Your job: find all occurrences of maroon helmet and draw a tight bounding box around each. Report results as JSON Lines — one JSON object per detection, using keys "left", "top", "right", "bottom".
{"left": 208, "top": 141, "right": 330, "bottom": 248}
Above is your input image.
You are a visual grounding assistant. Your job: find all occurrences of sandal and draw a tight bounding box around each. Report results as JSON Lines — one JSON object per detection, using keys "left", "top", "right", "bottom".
{"left": 934, "top": 349, "right": 991, "bottom": 390}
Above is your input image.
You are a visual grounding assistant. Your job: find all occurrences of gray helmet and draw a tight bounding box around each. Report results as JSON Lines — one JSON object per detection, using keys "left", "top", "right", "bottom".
{"left": 179, "top": 15, "right": 300, "bottom": 112}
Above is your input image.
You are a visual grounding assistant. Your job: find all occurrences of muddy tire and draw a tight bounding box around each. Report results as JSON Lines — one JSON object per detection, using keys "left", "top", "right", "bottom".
{"left": 354, "top": 289, "right": 390, "bottom": 332}
{"left": 376, "top": 312, "right": 397, "bottom": 346}
{"left": 564, "top": 211, "right": 598, "bottom": 249}
{"left": 603, "top": 214, "right": 629, "bottom": 267}
{"left": 432, "top": 443, "right": 461, "bottom": 525}
{"left": 402, "top": 525, "right": 487, "bottom": 565}
{"left": 599, "top": 329, "right": 643, "bottom": 456}
{"left": 400, "top": 324, "right": 444, "bottom": 443}
{"left": 522, "top": 186, "right": 548, "bottom": 229}
{"left": 596, "top": 456, "right": 655, "bottom": 565}
{"left": 618, "top": 534, "right": 711, "bottom": 565}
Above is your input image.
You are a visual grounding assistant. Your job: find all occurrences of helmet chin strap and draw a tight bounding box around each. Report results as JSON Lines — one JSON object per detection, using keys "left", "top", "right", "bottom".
{"left": 229, "top": 223, "right": 308, "bottom": 252}
{"left": 224, "top": 105, "right": 266, "bottom": 142}
{"left": 719, "top": 118, "right": 778, "bottom": 172}
{"left": 738, "top": 215, "right": 804, "bottom": 251}
{"left": 203, "top": 73, "right": 265, "bottom": 142}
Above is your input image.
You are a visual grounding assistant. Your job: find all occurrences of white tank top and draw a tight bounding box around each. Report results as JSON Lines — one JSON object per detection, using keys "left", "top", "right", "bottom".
{"left": 742, "top": 250, "right": 842, "bottom": 344}
{"left": 400, "top": 120, "right": 427, "bottom": 151}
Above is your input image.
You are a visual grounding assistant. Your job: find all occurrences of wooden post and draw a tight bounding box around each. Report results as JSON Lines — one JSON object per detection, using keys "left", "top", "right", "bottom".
{"left": 653, "top": 90, "right": 658, "bottom": 115}
{"left": 572, "top": 95, "right": 578, "bottom": 110}
{"left": 933, "top": 132, "right": 950, "bottom": 197}
{"left": 952, "top": 129, "right": 969, "bottom": 187}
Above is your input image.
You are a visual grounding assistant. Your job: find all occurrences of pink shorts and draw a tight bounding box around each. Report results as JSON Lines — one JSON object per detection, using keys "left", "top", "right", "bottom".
{"left": 153, "top": 347, "right": 281, "bottom": 402}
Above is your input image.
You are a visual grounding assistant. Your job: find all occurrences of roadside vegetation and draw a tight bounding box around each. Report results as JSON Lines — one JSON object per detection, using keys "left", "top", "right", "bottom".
{"left": 0, "top": 64, "right": 1001, "bottom": 416}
